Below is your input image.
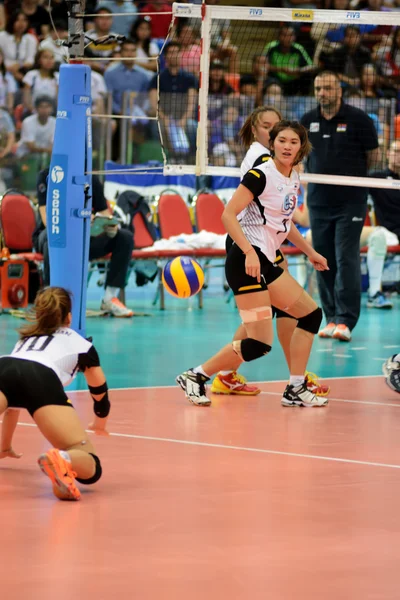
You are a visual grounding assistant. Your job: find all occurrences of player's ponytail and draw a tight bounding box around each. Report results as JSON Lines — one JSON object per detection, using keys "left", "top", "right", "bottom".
{"left": 19, "top": 287, "right": 72, "bottom": 338}
{"left": 239, "top": 105, "right": 282, "bottom": 149}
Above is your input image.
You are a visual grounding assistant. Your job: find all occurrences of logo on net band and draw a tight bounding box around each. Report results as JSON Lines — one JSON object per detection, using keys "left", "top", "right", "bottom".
{"left": 249, "top": 8, "right": 263, "bottom": 15}
{"left": 51, "top": 165, "right": 64, "bottom": 184}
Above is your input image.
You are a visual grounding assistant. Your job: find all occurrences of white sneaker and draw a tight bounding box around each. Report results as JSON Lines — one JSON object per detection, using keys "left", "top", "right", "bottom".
{"left": 101, "top": 297, "right": 133, "bottom": 318}
{"left": 318, "top": 322, "right": 336, "bottom": 338}
{"left": 176, "top": 369, "right": 211, "bottom": 406}
{"left": 332, "top": 324, "right": 351, "bottom": 342}
{"left": 281, "top": 381, "right": 329, "bottom": 407}
{"left": 383, "top": 355, "right": 400, "bottom": 394}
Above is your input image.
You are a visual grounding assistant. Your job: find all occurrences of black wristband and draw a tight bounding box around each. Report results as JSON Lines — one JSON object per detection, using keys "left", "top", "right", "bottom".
{"left": 88, "top": 382, "right": 108, "bottom": 395}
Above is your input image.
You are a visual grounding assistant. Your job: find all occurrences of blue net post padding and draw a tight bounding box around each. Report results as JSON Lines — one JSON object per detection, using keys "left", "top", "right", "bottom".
{"left": 46, "top": 64, "right": 92, "bottom": 336}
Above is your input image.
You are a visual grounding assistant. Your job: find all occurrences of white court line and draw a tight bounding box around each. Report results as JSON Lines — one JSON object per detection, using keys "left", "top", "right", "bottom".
{"left": 12, "top": 422, "right": 400, "bottom": 471}
{"left": 261, "top": 390, "right": 400, "bottom": 408}
{"left": 332, "top": 354, "right": 353, "bottom": 358}
{"left": 68, "top": 373, "right": 384, "bottom": 393}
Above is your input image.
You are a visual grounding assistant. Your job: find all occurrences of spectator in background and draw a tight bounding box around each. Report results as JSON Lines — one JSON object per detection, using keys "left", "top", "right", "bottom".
{"left": 325, "top": 25, "right": 372, "bottom": 88}
{"left": 0, "top": 11, "right": 37, "bottom": 83}
{"left": 262, "top": 80, "right": 287, "bottom": 116}
{"left": 16, "top": 95, "right": 56, "bottom": 159}
{"left": 252, "top": 54, "right": 270, "bottom": 105}
{"left": 85, "top": 8, "right": 120, "bottom": 74}
{"left": 39, "top": 19, "right": 69, "bottom": 66}
{"left": 178, "top": 22, "right": 201, "bottom": 76}
{"left": 208, "top": 60, "right": 234, "bottom": 121}
{"left": 22, "top": 48, "right": 58, "bottom": 114}
{"left": 34, "top": 170, "right": 134, "bottom": 318}
{"left": 104, "top": 39, "right": 149, "bottom": 114}
{"left": 301, "top": 71, "right": 379, "bottom": 341}
{"left": 20, "top": 0, "right": 50, "bottom": 38}
{"left": 264, "top": 25, "right": 315, "bottom": 95}
{"left": 0, "top": 49, "right": 17, "bottom": 113}
{"left": 141, "top": 1, "right": 172, "bottom": 39}
{"left": 149, "top": 42, "right": 198, "bottom": 157}
{"left": 0, "top": 107, "right": 16, "bottom": 191}
{"left": 98, "top": 0, "right": 138, "bottom": 37}
{"left": 44, "top": 0, "right": 68, "bottom": 24}
{"left": 130, "top": 16, "right": 159, "bottom": 74}
{"left": 209, "top": 104, "right": 244, "bottom": 166}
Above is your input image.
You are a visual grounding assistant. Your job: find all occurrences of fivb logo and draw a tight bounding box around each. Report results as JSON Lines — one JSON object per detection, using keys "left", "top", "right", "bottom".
{"left": 346, "top": 11, "right": 361, "bottom": 18}
{"left": 249, "top": 8, "right": 263, "bottom": 16}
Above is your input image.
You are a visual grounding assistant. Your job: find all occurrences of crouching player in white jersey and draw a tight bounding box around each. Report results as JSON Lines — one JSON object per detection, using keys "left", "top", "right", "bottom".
{"left": 0, "top": 287, "right": 110, "bottom": 501}
{"left": 211, "top": 106, "right": 329, "bottom": 398}
{"left": 177, "top": 121, "right": 329, "bottom": 407}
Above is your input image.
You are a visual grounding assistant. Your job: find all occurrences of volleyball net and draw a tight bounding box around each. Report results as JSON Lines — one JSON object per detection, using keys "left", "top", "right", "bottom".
{"left": 158, "top": 3, "right": 400, "bottom": 190}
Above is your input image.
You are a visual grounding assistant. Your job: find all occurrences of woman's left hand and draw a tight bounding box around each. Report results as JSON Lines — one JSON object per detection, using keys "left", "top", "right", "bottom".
{"left": 308, "top": 250, "right": 329, "bottom": 271}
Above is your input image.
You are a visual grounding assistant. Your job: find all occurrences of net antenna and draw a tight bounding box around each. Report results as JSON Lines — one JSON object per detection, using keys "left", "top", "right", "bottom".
{"left": 67, "top": 0, "right": 86, "bottom": 60}
{"left": 163, "top": 3, "right": 400, "bottom": 191}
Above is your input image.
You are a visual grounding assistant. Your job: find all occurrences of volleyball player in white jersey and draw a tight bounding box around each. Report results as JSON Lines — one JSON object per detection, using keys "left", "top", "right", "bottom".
{"left": 177, "top": 121, "right": 329, "bottom": 407}
{"left": 211, "top": 107, "right": 329, "bottom": 398}
{"left": 383, "top": 354, "right": 400, "bottom": 393}
{"left": 0, "top": 287, "right": 110, "bottom": 501}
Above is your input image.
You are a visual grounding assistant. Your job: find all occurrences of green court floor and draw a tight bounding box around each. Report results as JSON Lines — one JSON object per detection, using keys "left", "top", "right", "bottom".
{"left": 0, "top": 270, "right": 397, "bottom": 391}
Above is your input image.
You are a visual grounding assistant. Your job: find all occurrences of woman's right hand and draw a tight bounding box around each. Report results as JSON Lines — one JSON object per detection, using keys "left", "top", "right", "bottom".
{"left": 245, "top": 248, "right": 261, "bottom": 283}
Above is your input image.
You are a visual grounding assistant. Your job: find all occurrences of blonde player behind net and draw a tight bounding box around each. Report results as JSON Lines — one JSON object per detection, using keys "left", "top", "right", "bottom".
{"left": 0, "top": 287, "right": 110, "bottom": 501}
{"left": 176, "top": 121, "right": 329, "bottom": 408}
{"left": 210, "top": 106, "right": 329, "bottom": 398}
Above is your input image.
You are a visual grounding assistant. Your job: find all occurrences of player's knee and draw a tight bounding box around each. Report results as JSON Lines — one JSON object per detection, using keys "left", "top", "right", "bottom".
{"left": 118, "top": 227, "right": 134, "bottom": 250}
{"left": 75, "top": 453, "right": 102, "bottom": 485}
{"left": 296, "top": 307, "right": 323, "bottom": 334}
{"left": 274, "top": 307, "right": 296, "bottom": 320}
{"left": 233, "top": 338, "right": 272, "bottom": 362}
{"left": 367, "top": 227, "right": 387, "bottom": 258}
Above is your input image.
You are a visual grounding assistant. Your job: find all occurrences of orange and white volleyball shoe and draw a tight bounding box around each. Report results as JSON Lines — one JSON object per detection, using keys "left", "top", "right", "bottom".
{"left": 305, "top": 372, "right": 330, "bottom": 397}
{"left": 211, "top": 371, "right": 261, "bottom": 395}
{"left": 38, "top": 448, "right": 81, "bottom": 501}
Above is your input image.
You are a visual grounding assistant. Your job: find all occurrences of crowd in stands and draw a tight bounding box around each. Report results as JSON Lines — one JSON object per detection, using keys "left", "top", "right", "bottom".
{"left": 0, "top": 0, "right": 399, "bottom": 179}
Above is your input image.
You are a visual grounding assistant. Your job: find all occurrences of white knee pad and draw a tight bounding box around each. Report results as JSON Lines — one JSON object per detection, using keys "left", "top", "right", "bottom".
{"left": 367, "top": 227, "right": 387, "bottom": 259}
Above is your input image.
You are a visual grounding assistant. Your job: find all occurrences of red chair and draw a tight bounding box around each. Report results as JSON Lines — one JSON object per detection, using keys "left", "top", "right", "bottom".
{"left": 157, "top": 189, "right": 193, "bottom": 239}
{"left": 132, "top": 212, "right": 156, "bottom": 249}
{"left": 193, "top": 191, "right": 226, "bottom": 235}
{"left": 0, "top": 190, "right": 41, "bottom": 256}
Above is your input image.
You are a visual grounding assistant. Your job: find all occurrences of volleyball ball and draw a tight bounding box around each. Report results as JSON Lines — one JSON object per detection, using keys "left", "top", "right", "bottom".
{"left": 162, "top": 256, "right": 204, "bottom": 298}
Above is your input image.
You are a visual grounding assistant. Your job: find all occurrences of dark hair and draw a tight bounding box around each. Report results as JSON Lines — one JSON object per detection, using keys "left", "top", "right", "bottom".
{"left": 314, "top": 70, "right": 341, "bottom": 86}
{"left": 19, "top": 287, "right": 72, "bottom": 338}
{"left": 0, "top": 48, "right": 6, "bottom": 81}
{"left": 164, "top": 41, "right": 180, "bottom": 56}
{"left": 95, "top": 7, "right": 113, "bottom": 16}
{"left": 269, "top": 120, "right": 312, "bottom": 165}
{"left": 34, "top": 95, "right": 55, "bottom": 110}
{"left": 6, "top": 11, "right": 29, "bottom": 36}
{"left": 120, "top": 38, "right": 137, "bottom": 51}
{"left": 130, "top": 17, "right": 152, "bottom": 56}
{"left": 239, "top": 105, "right": 282, "bottom": 148}
{"left": 239, "top": 74, "right": 257, "bottom": 88}
{"left": 34, "top": 48, "right": 57, "bottom": 78}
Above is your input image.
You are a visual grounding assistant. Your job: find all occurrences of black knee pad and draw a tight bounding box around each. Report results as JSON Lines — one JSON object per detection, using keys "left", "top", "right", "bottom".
{"left": 234, "top": 338, "right": 272, "bottom": 362}
{"left": 296, "top": 307, "right": 323, "bottom": 334}
{"left": 75, "top": 453, "right": 102, "bottom": 485}
{"left": 274, "top": 307, "right": 296, "bottom": 320}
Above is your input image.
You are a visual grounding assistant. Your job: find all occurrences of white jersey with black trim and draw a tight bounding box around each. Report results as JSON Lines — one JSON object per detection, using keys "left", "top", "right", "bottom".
{"left": 240, "top": 142, "right": 271, "bottom": 178}
{"left": 9, "top": 328, "right": 92, "bottom": 386}
{"left": 239, "top": 159, "right": 300, "bottom": 262}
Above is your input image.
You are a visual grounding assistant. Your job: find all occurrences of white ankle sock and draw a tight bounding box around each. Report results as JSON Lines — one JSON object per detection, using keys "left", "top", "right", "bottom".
{"left": 193, "top": 365, "right": 210, "bottom": 378}
{"left": 59, "top": 450, "right": 71, "bottom": 463}
{"left": 289, "top": 375, "right": 304, "bottom": 387}
{"left": 104, "top": 286, "right": 119, "bottom": 302}
{"left": 219, "top": 370, "right": 234, "bottom": 376}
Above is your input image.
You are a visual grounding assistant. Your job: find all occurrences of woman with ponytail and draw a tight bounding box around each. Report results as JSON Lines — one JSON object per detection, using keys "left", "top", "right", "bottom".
{"left": 210, "top": 106, "right": 330, "bottom": 400}
{"left": 0, "top": 286, "right": 109, "bottom": 501}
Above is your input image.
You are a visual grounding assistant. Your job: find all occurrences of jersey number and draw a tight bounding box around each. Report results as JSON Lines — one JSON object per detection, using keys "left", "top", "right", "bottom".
{"left": 15, "top": 335, "right": 54, "bottom": 353}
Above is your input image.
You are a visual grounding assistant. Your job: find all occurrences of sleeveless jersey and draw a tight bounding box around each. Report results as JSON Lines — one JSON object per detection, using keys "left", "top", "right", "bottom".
{"left": 240, "top": 141, "right": 271, "bottom": 178}
{"left": 9, "top": 328, "right": 92, "bottom": 386}
{"left": 239, "top": 159, "right": 300, "bottom": 262}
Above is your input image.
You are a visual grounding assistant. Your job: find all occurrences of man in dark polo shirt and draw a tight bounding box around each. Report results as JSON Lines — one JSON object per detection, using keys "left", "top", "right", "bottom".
{"left": 301, "top": 71, "right": 379, "bottom": 341}
{"left": 33, "top": 168, "right": 134, "bottom": 317}
{"left": 149, "top": 41, "right": 198, "bottom": 159}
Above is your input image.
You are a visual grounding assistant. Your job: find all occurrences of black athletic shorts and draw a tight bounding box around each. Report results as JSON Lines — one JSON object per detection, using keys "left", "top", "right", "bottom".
{"left": 225, "top": 240, "right": 284, "bottom": 295}
{"left": 0, "top": 357, "right": 73, "bottom": 416}
{"left": 226, "top": 235, "right": 285, "bottom": 266}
